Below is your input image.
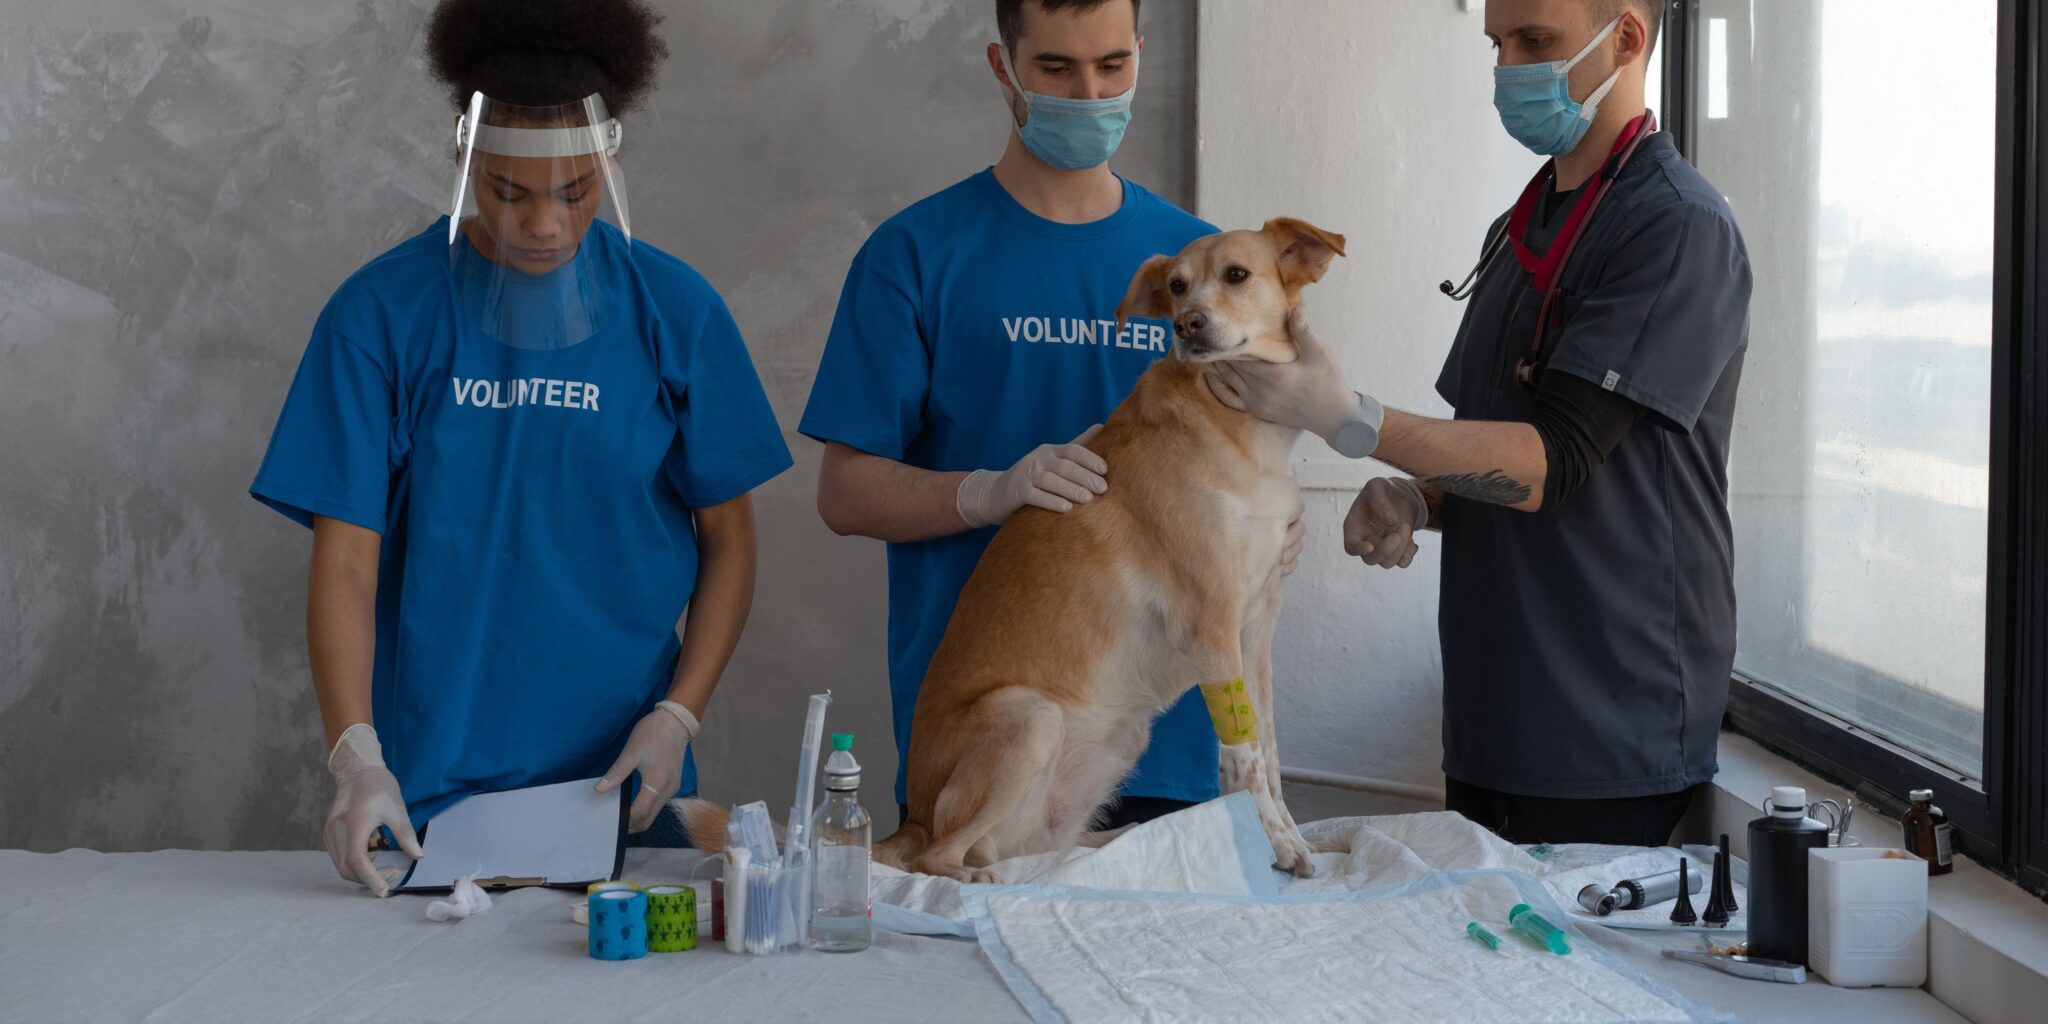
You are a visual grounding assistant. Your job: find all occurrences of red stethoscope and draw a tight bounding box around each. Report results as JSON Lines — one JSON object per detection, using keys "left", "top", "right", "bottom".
{"left": 1439, "top": 111, "right": 1659, "bottom": 389}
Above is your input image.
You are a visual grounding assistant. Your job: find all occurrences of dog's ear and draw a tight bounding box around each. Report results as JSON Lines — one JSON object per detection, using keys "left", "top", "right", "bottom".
{"left": 1115, "top": 254, "right": 1176, "bottom": 332}
{"left": 1261, "top": 217, "right": 1348, "bottom": 291}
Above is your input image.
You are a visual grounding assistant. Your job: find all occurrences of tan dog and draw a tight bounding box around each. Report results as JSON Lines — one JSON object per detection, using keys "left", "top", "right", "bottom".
{"left": 683, "top": 218, "right": 1345, "bottom": 881}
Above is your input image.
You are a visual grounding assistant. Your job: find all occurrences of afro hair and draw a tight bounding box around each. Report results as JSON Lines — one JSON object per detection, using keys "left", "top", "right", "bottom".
{"left": 426, "top": 0, "right": 669, "bottom": 116}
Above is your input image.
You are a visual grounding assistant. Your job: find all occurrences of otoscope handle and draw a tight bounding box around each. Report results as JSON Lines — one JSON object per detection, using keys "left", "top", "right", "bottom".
{"left": 1621, "top": 866, "right": 1705, "bottom": 910}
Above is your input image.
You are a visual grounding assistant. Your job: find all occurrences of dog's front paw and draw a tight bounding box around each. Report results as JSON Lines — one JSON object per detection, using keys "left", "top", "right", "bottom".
{"left": 1271, "top": 831, "right": 1315, "bottom": 878}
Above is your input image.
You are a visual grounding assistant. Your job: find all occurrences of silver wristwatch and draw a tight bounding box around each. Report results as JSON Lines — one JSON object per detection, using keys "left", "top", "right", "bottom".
{"left": 1329, "top": 392, "right": 1385, "bottom": 459}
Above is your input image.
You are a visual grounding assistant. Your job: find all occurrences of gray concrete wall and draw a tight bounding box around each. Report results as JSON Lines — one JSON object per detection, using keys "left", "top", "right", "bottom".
{"left": 0, "top": 0, "right": 1198, "bottom": 852}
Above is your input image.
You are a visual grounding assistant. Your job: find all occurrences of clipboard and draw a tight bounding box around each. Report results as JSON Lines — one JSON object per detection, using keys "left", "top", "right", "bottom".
{"left": 374, "top": 777, "right": 630, "bottom": 893}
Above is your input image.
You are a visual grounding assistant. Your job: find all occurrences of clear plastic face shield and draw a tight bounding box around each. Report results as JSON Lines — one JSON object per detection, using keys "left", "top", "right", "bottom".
{"left": 448, "top": 92, "right": 631, "bottom": 349}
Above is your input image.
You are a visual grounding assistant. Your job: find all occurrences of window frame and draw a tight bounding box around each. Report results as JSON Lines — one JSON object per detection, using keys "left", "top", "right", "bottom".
{"left": 1663, "top": 0, "right": 2047, "bottom": 897}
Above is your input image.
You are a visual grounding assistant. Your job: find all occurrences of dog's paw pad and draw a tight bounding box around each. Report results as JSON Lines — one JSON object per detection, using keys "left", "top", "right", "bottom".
{"left": 1272, "top": 836, "right": 1316, "bottom": 877}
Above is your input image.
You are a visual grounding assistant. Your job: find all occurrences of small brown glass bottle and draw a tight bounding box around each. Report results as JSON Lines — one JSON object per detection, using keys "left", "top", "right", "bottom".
{"left": 1901, "top": 788, "right": 1954, "bottom": 875}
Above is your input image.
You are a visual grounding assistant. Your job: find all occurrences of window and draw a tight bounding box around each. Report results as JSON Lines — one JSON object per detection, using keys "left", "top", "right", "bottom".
{"left": 1668, "top": 0, "right": 2047, "bottom": 894}
{"left": 1695, "top": 0, "right": 1997, "bottom": 779}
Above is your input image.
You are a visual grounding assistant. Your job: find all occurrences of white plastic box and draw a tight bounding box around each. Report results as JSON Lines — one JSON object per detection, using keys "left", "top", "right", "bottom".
{"left": 1807, "top": 847, "right": 1929, "bottom": 987}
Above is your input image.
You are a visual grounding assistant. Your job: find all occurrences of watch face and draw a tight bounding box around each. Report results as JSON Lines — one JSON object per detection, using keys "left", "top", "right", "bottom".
{"left": 1335, "top": 421, "right": 1379, "bottom": 459}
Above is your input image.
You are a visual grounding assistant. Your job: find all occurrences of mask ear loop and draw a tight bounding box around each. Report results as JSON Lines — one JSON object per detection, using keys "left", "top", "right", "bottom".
{"left": 997, "top": 45, "right": 1033, "bottom": 125}
{"left": 1579, "top": 65, "right": 1624, "bottom": 117}
{"left": 1564, "top": 16, "right": 1626, "bottom": 120}
{"left": 1563, "top": 15, "right": 1623, "bottom": 72}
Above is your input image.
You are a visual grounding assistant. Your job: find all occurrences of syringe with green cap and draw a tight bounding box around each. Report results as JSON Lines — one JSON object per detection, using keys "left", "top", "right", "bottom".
{"left": 1466, "top": 921, "right": 1502, "bottom": 951}
{"left": 1508, "top": 903, "right": 1572, "bottom": 955}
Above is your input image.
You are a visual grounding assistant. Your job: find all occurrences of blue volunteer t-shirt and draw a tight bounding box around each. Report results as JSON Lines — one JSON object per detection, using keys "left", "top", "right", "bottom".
{"left": 800, "top": 169, "right": 1219, "bottom": 805}
{"left": 252, "top": 218, "right": 792, "bottom": 827}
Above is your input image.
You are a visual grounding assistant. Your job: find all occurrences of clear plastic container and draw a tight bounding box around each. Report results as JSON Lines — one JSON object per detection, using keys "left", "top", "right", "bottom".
{"left": 809, "top": 734, "right": 872, "bottom": 952}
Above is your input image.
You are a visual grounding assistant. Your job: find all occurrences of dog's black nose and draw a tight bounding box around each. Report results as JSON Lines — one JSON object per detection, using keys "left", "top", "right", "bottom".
{"left": 1174, "top": 310, "right": 1207, "bottom": 339}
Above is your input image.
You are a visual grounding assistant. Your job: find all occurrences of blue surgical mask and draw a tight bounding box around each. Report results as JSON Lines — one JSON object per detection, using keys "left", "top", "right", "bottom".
{"left": 1000, "top": 47, "right": 1137, "bottom": 170}
{"left": 1493, "top": 16, "right": 1624, "bottom": 157}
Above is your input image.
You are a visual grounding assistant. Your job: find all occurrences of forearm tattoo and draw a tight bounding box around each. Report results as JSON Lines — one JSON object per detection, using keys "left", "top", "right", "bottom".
{"left": 1424, "top": 469, "right": 1532, "bottom": 507}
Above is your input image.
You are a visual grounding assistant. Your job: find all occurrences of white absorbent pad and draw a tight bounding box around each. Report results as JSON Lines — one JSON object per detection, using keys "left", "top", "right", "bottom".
{"left": 873, "top": 791, "right": 1278, "bottom": 937}
{"left": 1295, "top": 813, "right": 1749, "bottom": 933}
{"left": 963, "top": 870, "right": 1732, "bottom": 1024}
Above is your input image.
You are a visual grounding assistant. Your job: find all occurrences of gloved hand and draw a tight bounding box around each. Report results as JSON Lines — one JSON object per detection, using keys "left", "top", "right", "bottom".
{"left": 956, "top": 424, "right": 1110, "bottom": 527}
{"left": 1280, "top": 501, "right": 1306, "bottom": 577}
{"left": 1344, "top": 477, "right": 1429, "bottom": 569}
{"left": 596, "top": 700, "right": 700, "bottom": 832}
{"left": 325, "top": 724, "right": 422, "bottom": 898}
{"left": 1204, "top": 309, "right": 1366, "bottom": 445}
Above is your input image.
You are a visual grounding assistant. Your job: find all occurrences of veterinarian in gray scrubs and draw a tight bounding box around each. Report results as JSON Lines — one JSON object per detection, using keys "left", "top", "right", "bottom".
{"left": 1207, "top": 0, "right": 1750, "bottom": 847}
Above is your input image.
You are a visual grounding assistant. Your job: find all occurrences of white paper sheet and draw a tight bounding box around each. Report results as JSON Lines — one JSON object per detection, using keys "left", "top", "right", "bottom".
{"left": 376, "top": 777, "right": 623, "bottom": 890}
{"left": 964, "top": 873, "right": 1724, "bottom": 1024}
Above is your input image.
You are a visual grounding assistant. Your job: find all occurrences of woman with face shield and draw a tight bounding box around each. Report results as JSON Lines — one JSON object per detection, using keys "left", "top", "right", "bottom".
{"left": 250, "top": 0, "right": 792, "bottom": 895}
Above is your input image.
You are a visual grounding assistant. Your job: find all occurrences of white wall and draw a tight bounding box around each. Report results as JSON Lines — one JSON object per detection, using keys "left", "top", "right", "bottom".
{"left": 1197, "top": 0, "right": 1537, "bottom": 815}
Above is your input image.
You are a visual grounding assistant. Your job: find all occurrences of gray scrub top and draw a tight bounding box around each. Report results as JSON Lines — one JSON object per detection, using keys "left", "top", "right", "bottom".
{"left": 1432, "top": 131, "right": 1752, "bottom": 799}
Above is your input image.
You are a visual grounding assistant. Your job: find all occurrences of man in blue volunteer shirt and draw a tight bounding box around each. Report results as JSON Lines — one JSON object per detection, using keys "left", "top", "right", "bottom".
{"left": 1209, "top": 0, "right": 1750, "bottom": 847}
{"left": 802, "top": 0, "right": 1305, "bottom": 828}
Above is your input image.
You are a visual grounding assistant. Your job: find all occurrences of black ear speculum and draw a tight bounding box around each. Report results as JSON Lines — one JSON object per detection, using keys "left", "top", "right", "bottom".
{"left": 1669, "top": 858, "right": 1698, "bottom": 925}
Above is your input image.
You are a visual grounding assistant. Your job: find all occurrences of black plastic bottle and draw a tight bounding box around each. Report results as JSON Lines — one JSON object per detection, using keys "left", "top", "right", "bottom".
{"left": 1746, "top": 786, "right": 1831, "bottom": 964}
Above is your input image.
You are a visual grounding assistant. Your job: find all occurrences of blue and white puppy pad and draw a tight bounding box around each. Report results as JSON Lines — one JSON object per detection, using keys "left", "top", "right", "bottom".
{"left": 963, "top": 869, "right": 1732, "bottom": 1024}
{"left": 873, "top": 791, "right": 1277, "bottom": 937}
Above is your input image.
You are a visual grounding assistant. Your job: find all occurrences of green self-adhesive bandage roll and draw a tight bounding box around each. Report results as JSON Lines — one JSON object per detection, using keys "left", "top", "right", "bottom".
{"left": 644, "top": 884, "right": 698, "bottom": 952}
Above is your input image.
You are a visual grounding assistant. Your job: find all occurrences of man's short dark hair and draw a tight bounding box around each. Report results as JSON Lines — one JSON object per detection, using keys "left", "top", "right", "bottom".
{"left": 997, "top": 0, "right": 1140, "bottom": 55}
{"left": 1595, "top": 0, "right": 1663, "bottom": 54}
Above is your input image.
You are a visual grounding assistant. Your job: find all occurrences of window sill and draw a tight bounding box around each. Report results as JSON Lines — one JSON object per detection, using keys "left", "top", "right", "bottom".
{"left": 1696, "top": 734, "right": 2048, "bottom": 1024}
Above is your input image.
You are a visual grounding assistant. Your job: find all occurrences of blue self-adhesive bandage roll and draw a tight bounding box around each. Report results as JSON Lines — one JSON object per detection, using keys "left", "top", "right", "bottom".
{"left": 588, "top": 888, "right": 649, "bottom": 961}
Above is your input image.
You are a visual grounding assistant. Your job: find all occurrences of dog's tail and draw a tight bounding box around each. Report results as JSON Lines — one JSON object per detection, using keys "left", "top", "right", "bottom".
{"left": 873, "top": 820, "right": 931, "bottom": 872}
{"left": 672, "top": 797, "right": 735, "bottom": 852}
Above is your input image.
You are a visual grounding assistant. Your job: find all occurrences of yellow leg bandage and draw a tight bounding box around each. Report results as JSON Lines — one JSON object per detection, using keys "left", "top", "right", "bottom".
{"left": 1200, "top": 679, "right": 1258, "bottom": 746}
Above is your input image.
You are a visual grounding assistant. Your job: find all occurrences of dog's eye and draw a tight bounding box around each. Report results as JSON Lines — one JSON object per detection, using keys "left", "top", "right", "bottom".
{"left": 1225, "top": 267, "right": 1250, "bottom": 284}
{"left": 1169, "top": 278, "right": 1187, "bottom": 295}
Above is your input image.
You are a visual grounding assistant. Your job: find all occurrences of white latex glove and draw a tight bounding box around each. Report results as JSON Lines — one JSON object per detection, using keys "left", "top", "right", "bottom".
{"left": 1205, "top": 309, "right": 1364, "bottom": 444}
{"left": 1280, "top": 502, "right": 1306, "bottom": 577}
{"left": 596, "top": 700, "right": 699, "bottom": 832}
{"left": 325, "top": 724, "right": 422, "bottom": 898}
{"left": 956, "top": 424, "right": 1109, "bottom": 527}
{"left": 1345, "top": 477, "right": 1430, "bottom": 569}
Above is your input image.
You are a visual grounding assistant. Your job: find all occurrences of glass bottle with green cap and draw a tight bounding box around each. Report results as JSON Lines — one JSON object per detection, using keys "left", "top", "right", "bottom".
{"left": 809, "top": 733, "right": 872, "bottom": 951}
